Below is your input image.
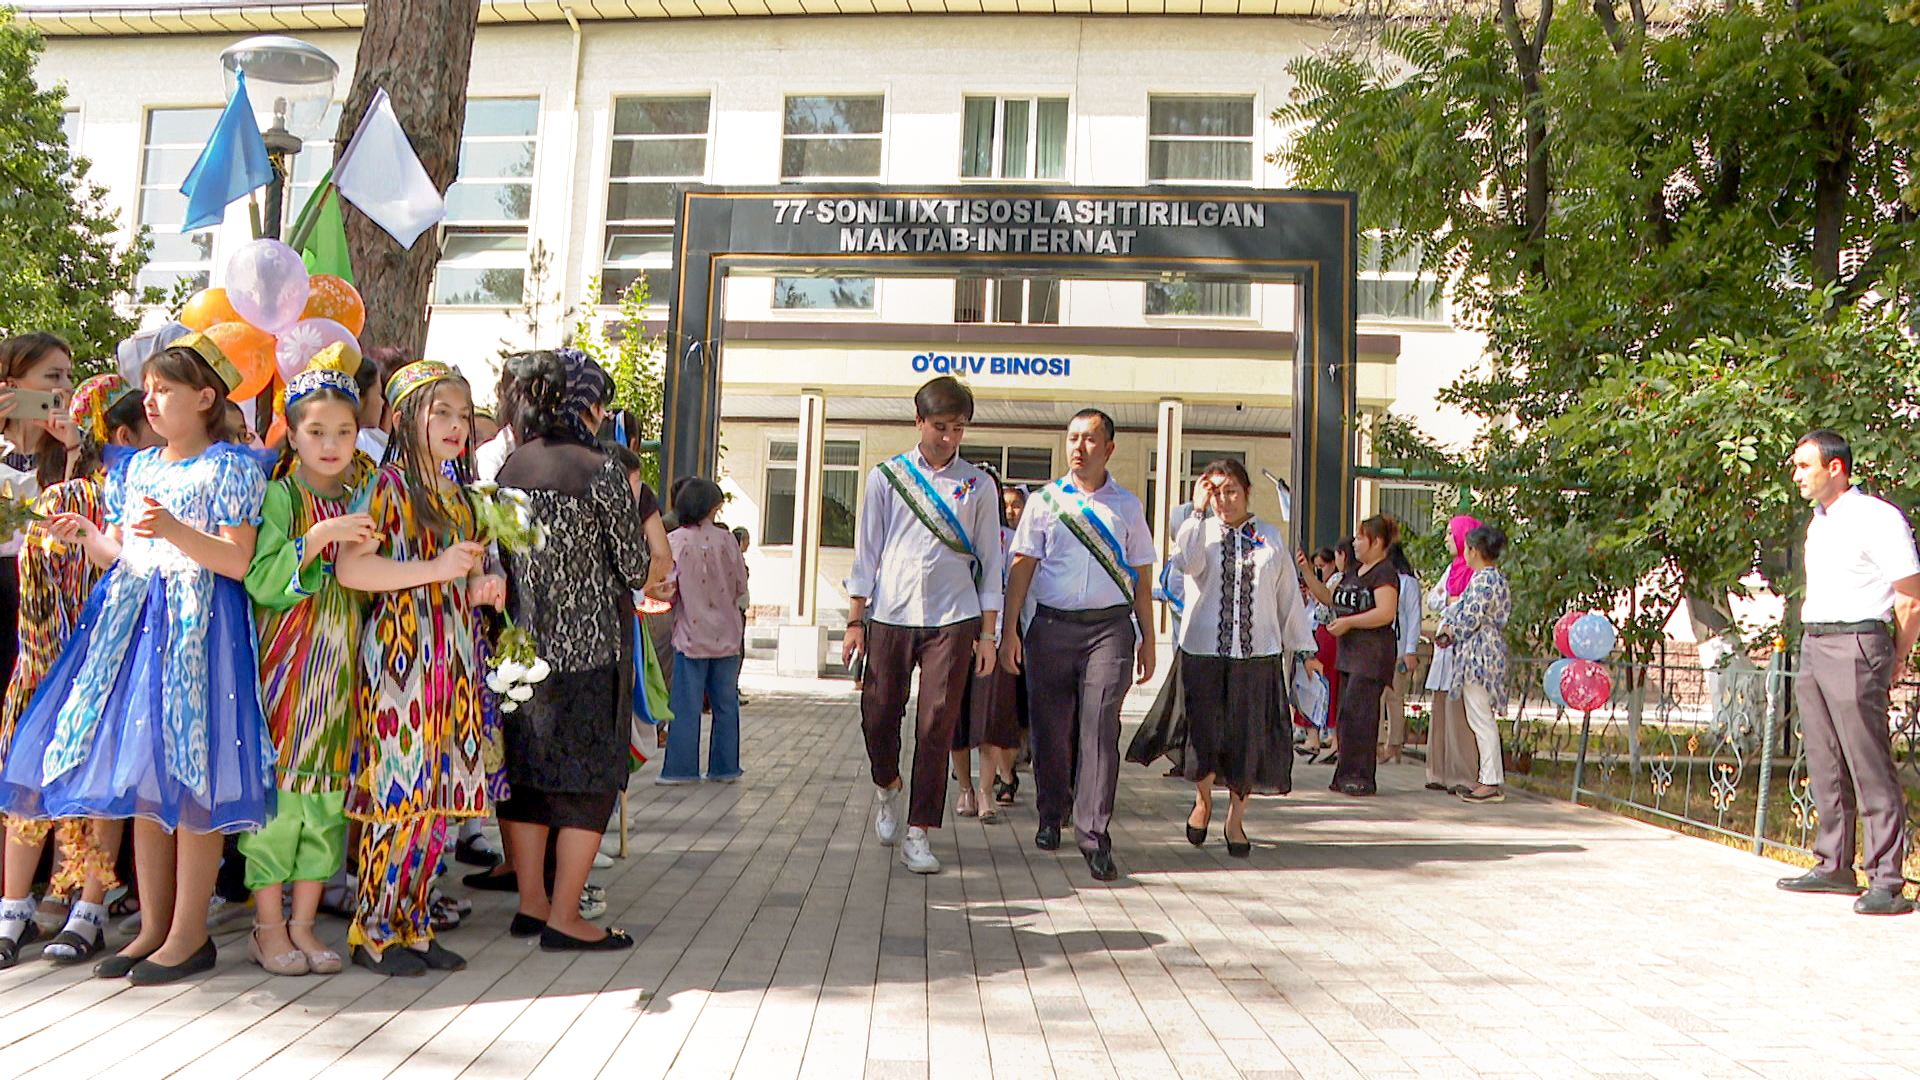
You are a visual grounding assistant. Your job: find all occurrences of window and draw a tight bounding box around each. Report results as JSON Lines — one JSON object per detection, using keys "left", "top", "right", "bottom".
{"left": 1147, "top": 95, "right": 1255, "bottom": 183}
{"left": 1358, "top": 238, "right": 1446, "bottom": 323}
{"left": 961, "top": 97, "right": 1067, "bottom": 180}
{"left": 1146, "top": 448, "right": 1247, "bottom": 531}
{"left": 434, "top": 98, "right": 539, "bottom": 307}
{"left": 955, "top": 277, "right": 1059, "bottom": 324}
{"left": 603, "top": 95, "right": 710, "bottom": 306}
{"left": 1146, "top": 277, "right": 1250, "bottom": 318}
{"left": 960, "top": 445, "right": 1055, "bottom": 485}
{"left": 138, "top": 107, "right": 224, "bottom": 294}
{"left": 1378, "top": 484, "right": 1438, "bottom": 537}
{"left": 782, "top": 95, "right": 884, "bottom": 179}
{"left": 60, "top": 109, "right": 80, "bottom": 152}
{"left": 773, "top": 276, "right": 875, "bottom": 311}
{"left": 763, "top": 438, "right": 861, "bottom": 547}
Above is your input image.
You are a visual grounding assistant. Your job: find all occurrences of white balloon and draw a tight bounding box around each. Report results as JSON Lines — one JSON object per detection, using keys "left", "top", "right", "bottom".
{"left": 225, "top": 239, "right": 311, "bottom": 335}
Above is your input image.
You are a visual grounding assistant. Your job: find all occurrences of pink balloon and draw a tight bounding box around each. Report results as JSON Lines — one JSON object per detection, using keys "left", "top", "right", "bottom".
{"left": 226, "top": 239, "right": 311, "bottom": 335}
{"left": 275, "top": 318, "right": 360, "bottom": 381}
{"left": 1559, "top": 659, "right": 1612, "bottom": 712}
{"left": 1553, "top": 611, "right": 1584, "bottom": 658}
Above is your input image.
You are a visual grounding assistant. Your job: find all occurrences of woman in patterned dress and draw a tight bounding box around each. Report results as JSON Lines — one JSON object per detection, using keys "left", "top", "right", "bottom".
{"left": 0, "top": 375, "right": 157, "bottom": 968}
{"left": 0, "top": 335, "right": 274, "bottom": 986}
{"left": 1436, "top": 524, "right": 1513, "bottom": 804}
{"left": 493, "top": 349, "right": 650, "bottom": 952}
{"left": 237, "top": 357, "right": 378, "bottom": 975}
{"left": 335, "top": 361, "right": 504, "bottom": 978}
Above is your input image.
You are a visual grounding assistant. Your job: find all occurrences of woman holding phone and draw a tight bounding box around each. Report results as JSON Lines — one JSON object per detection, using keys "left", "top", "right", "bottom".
{"left": 0, "top": 333, "right": 79, "bottom": 686}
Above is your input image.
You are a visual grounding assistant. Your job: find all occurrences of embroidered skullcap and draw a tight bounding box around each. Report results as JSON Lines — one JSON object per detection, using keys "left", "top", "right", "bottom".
{"left": 285, "top": 367, "right": 361, "bottom": 412}
{"left": 385, "top": 359, "right": 461, "bottom": 410}
{"left": 71, "top": 374, "right": 134, "bottom": 445}
{"left": 166, "top": 331, "right": 243, "bottom": 394}
{"left": 308, "top": 341, "right": 363, "bottom": 378}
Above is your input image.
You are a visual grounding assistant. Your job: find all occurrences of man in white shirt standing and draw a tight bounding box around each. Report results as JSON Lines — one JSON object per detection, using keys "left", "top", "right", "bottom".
{"left": 844, "top": 377, "right": 1003, "bottom": 875}
{"left": 1782, "top": 429, "right": 1920, "bottom": 915}
{"left": 1001, "top": 409, "right": 1156, "bottom": 883}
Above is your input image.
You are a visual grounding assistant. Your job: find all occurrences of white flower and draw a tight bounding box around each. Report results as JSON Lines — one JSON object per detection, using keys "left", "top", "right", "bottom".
{"left": 496, "top": 660, "right": 529, "bottom": 683}
{"left": 470, "top": 481, "right": 499, "bottom": 497}
{"left": 525, "top": 658, "right": 551, "bottom": 683}
{"left": 508, "top": 684, "right": 535, "bottom": 702}
{"left": 485, "top": 672, "right": 509, "bottom": 694}
{"left": 499, "top": 700, "right": 518, "bottom": 713}
{"left": 532, "top": 525, "right": 548, "bottom": 552}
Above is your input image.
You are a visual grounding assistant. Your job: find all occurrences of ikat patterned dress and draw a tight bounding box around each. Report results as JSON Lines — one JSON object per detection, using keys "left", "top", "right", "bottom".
{"left": 0, "top": 444, "right": 274, "bottom": 834}
{"left": 345, "top": 465, "right": 487, "bottom": 951}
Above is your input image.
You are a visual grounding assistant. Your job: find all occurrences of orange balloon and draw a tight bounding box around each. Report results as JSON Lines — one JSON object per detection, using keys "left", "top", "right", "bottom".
{"left": 180, "top": 287, "right": 242, "bottom": 333}
{"left": 203, "top": 321, "right": 276, "bottom": 400}
{"left": 301, "top": 275, "right": 365, "bottom": 338}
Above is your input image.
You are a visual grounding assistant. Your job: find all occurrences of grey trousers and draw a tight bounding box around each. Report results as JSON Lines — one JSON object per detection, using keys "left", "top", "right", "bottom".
{"left": 1025, "top": 607, "right": 1135, "bottom": 852}
{"left": 1796, "top": 631, "right": 1908, "bottom": 890}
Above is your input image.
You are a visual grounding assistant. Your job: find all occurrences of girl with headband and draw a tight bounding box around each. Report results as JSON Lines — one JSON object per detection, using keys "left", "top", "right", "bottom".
{"left": 0, "top": 332, "right": 274, "bottom": 986}
{"left": 334, "top": 360, "right": 504, "bottom": 977}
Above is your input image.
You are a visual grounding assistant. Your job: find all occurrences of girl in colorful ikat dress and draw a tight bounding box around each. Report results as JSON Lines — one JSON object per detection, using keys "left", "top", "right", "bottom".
{"left": 335, "top": 360, "right": 504, "bottom": 978}
{"left": 0, "top": 333, "right": 273, "bottom": 987}
{"left": 236, "top": 351, "right": 378, "bottom": 976}
{"left": 0, "top": 375, "right": 159, "bottom": 969}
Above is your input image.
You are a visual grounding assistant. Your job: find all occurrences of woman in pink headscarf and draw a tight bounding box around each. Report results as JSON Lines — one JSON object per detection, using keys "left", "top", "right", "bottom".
{"left": 1422, "top": 515, "right": 1482, "bottom": 793}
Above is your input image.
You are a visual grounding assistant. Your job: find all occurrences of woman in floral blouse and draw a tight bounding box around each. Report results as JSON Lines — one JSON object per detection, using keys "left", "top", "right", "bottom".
{"left": 1436, "top": 524, "right": 1512, "bottom": 804}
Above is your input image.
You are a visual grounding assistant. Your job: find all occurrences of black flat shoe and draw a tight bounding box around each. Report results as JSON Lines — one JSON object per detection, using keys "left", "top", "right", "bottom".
{"left": 1083, "top": 842, "right": 1118, "bottom": 882}
{"left": 413, "top": 940, "right": 467, "bottom": 970}
{"left": 540, "top": 926, "right": 635, "bottom": 952}
{"left": 1186, "top": 824, "right": 1208, "bottom": 846}
{"left": 1034, "top": 824, "right": 1061, "bottom": 851}
{"left": 454, "top": 836, "right": 502, "bottom": 868}
{"left": 1776, "top": 870, "right": 1864, "bottom": 896}
{"left": 352, "top": 944, "right": 428, "bottom": 977}
{"left": 1225, "top": 834, "right": 1252, "bottom": 858}
{"left": 1854, "top": 887, "right": 1915, "bottom": 916}
{"left": 462, "top": 868, "right": 518, "bottom": 892}
{"left": 94, "top": 947, "right": 154, "bottom": 979}
{"left": 0, "top": 919, "right": 43, "bottom": 970}
{"left": 128, "top": 938, "right": 216, "bottom": 986}
{"left": 509, "top": 912, "right": 546, "bottom": 939}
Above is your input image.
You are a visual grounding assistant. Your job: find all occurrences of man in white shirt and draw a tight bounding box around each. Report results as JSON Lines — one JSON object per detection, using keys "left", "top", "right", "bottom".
{"left": 1000, "top": 409, "right": 1156, "bottom": 882}
{"left": 844, "top": 377, "right": 1003, "bottom": 875}
{"left": 1782, "top": 429, "right": 1920, "bottom": 915}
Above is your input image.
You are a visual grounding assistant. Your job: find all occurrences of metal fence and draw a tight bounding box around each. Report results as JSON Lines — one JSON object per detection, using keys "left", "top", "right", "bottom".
{"left": 1470, "top": 653, "right": 1920, "bottom": 881}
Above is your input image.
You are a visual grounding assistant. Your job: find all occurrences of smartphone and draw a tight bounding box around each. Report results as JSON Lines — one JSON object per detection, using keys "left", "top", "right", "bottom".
{"left": 7, "top": 388, "right": 64, "bottom": 420}
{"left": 847, "top": 645, "right": 866, "bottom": 683}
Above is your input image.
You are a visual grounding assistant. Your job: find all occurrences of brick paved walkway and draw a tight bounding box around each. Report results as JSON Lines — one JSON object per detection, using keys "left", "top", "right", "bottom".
{"left": 0, "top": 675, "right": 1915, "bottom": 1080}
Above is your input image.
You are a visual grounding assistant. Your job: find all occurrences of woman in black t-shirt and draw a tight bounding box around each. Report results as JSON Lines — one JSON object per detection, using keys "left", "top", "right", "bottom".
{"left": 1325, "top": 515, "right": 1402, "bottom": 796}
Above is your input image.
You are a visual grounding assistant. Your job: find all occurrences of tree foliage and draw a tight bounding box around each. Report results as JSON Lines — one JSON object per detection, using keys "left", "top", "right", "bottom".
{"left": 0, "top": 11, "right": 155, "bottom": 366}
{"left": 1278, "top": 0, "right": 1920, "bottom": 654}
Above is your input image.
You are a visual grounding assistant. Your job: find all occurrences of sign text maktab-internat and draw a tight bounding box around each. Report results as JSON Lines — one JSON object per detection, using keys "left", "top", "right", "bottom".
{"left": 768, "top": 196, "right": 1270, "bottom": 256}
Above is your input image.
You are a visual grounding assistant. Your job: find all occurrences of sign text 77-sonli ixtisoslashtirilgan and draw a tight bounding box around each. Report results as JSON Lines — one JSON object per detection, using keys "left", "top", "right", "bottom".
{"left": 764, "top": 196, "right": 1271, "bottom": 257}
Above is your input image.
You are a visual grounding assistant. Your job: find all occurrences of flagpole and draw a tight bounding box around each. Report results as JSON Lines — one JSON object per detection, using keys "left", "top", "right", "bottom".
{"left": 287, "top": 180, "right": 336, "bottom": 252}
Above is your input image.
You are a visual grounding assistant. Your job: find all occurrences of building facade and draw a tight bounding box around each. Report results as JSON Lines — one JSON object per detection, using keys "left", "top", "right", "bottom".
{"left": 27, "top": 2, "right": 1485, "bottom": 628}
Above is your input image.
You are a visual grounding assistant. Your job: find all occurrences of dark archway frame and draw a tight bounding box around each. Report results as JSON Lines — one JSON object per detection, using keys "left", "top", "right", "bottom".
{"left": 664, "top": 185, "right": 1356, "bottom": 548}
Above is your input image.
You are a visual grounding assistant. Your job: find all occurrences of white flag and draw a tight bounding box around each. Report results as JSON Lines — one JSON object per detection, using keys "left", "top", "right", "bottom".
{"left": 334, "top": 88, "right": 447, "bottom": 250}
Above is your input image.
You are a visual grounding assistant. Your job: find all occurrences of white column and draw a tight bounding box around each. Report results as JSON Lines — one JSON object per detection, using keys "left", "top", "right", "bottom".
{"left": 778, "top": 389, "right": 830, "bottom": 676}
{"left": 1153, "top": 398, "right": 1185, "bottom": 636}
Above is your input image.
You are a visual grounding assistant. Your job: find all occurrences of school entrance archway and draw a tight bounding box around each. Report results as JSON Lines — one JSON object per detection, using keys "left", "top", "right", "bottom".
{"left": 664, "top": 185, "right": 1358, "bottom": 552}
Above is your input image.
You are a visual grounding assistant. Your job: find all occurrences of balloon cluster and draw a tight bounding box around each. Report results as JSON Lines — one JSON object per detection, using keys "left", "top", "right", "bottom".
{"left": 1544, "top": 611, "right": 1616, "bottom": 712}
{"left": 177, "top": 239, "right": 365, "bottom": 401}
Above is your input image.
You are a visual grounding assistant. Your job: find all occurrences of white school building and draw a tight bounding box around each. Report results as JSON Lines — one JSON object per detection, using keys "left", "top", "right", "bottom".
{"left": 23, "top": 0, "right": 1487, "bottom": 637}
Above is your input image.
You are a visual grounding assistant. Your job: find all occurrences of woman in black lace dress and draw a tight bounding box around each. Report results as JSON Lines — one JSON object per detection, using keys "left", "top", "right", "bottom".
{"left": 494, "top": 350, "right": 651, "bottom": 951}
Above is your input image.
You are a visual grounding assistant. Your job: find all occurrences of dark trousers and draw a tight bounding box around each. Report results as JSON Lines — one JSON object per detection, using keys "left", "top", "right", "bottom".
{"left": 1797, "top": 631, "right": 1908, "bottom": 890}
{"left": 861, "top": 618, "right": 980, "bottom": 829}
{"left": 1025, "top": 607, "right": 1134, "bottom": 852}
{"left": 1333, "top": 670, "right": 1387, "bottom": 794}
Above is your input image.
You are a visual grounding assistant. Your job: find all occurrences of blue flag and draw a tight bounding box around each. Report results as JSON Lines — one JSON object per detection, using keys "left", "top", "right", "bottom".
{"left": 178, "top": 70, "right": 272, "bottom": 233}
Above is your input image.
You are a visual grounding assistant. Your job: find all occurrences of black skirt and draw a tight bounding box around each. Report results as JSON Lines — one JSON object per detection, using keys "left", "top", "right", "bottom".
{"left": 952, "top": 667, "right": 1022, "bottom": 750}
{"left": 1129, "top": 650, "right": 1294, "bottom": 796}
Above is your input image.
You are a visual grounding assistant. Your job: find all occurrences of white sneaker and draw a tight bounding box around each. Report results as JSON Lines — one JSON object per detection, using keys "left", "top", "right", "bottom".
{"left": 874, "top": 786, "right": 902, "bottom": 846}
{"left": 898, "top": 827, "right": 940, "bottom": 874}
{"left": 592, "top": 852, "right": 614, "bottom": 869}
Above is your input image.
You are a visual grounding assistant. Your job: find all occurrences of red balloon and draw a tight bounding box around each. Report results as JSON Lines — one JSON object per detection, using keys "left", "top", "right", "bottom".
{"left": 1553, "top": 611, "right": 1584, "bottom": 658}
{"left": 1560, "top": 659, "right": 1612, "bottom": 712}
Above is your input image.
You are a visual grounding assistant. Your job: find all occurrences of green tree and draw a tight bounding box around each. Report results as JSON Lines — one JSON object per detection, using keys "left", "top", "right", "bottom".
{"left": 572, "top": 276, "right": 665, "bottom": 485}
{"left": 1279, "top": 0, "right": 1920, "bottom": 655}
{"left": 0, "top": 11, "right": 156, "bottom": 366}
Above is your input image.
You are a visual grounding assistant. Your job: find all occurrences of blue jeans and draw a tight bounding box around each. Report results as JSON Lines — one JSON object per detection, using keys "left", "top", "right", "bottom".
{"left": 664, "top": 652, "right": 743, "bottom": 781}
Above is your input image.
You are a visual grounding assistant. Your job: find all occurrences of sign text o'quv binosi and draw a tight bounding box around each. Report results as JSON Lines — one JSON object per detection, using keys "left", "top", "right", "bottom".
{"left": 912, "top": 354, "right": 1071, "bottom": 377}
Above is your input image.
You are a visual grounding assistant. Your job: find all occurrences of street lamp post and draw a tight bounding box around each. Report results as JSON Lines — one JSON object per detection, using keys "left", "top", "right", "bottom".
{"left": 219, "top": 36, "right": 339, "bottom": 241}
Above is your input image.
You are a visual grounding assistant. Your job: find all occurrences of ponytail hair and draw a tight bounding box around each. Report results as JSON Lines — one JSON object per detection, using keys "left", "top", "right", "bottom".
{"left": 503, "top": 350, "right": 580, "bottom": 443}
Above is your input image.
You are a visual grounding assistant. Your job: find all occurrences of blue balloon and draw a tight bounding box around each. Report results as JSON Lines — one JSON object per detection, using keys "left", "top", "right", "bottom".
{"left": 1544, "top": 658, "right": 1572, "bottom": 707}
{"left": 1569, "top": 613, "right": 1618, "bottom": 662}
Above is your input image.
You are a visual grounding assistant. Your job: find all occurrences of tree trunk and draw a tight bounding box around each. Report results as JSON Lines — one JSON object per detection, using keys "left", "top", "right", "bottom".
{"left": 334, "top": 0, "right": 480, "bottom": 360}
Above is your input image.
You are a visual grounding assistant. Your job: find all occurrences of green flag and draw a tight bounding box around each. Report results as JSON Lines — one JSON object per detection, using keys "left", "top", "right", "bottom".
{"left": 289, "top": 170, "right": 353, "bottom": 282}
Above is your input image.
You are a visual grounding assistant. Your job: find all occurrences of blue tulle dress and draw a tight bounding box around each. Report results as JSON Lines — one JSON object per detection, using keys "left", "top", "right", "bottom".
{"left": 0, "top": 443, "right": 275, "bottom": 834}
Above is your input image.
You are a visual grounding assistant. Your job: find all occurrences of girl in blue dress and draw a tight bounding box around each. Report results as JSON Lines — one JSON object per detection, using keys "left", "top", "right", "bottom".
{"left": 0, "top": 332, "right": 272, "bottom": 986}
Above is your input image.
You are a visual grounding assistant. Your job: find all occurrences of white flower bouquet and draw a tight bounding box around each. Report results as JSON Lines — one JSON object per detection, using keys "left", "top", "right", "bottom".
{"left": 467, "top": 481, "right": 548, "bottom": 554}
{"left": 486, "top": 617, "right": 552, "bottom": 713}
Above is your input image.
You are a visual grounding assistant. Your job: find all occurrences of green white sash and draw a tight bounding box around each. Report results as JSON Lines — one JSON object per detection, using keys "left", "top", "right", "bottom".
{"left": 1037, "top": 481, "right": 1137, "bottom": 604}
{"left": 876, "top": 453, "right": 982, "bottom": 588}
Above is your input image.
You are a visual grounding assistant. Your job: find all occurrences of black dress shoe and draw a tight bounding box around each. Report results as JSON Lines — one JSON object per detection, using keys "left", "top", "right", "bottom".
{"left": 94, "top": 947, "right": 154, "bottom": 979}
{"left": 509, "top": 912, "right": 546, "bottom": 938}
{"left": 1083, "top": 841, "right": 1118, "bottom": 882}
{"left": 1185, "top": 823, "right": 1208, "bottom": 847}
{"left": 1854, "top": 887, "right": 1915, "bottom": 916}
{"left": 540, "top": 926, "right": 635, "bottom": 952}
{"left": 414, "top": 940, "right": 467, "bottom": 970}
{"left": 454, "top": 835, "right": 502, "bottom": 868}
{"left": 353, "top": 944, "right": 428, "bottom": 977}
{"left": 463, "top": 868, "right": 518, "bottom": 892}
{"left": 128, "top": 938, "right": 217, "bottom": 986}
{"left": 1776, "top": 870, "right": 1864, "bottom": 895}
{"left": 1034, "top": 824, "right": 1061, "bottom": 851}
